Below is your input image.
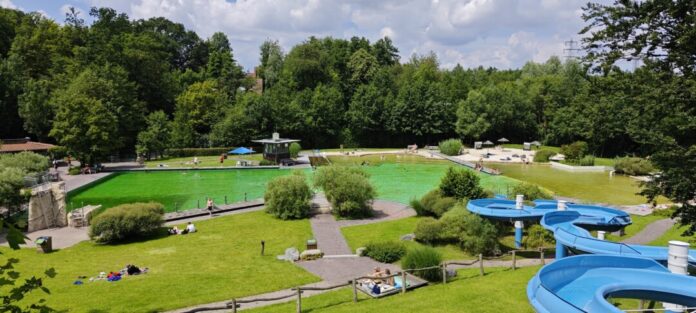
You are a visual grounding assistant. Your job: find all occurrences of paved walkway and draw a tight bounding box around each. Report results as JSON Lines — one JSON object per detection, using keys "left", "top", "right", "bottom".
{"left": 622, "top": 218, "right": 676, "bottom": 244}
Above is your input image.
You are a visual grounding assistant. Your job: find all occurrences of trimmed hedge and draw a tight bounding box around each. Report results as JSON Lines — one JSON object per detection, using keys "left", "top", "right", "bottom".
{"left": 289, "top": 142, "right": 302, "bottom": 158}
{"left": 89, "top": 202, "right": 164, "bottom": 243}
{"left": 314, "top": 166, "right": 375, "bottom": 218}
{"left": 364, "top": 241, "right": 407, "bottom": 263}
{"left": 438, "top": 139, "right": 462, "bottom": 156}
{"left": 165, "top": 147, "right": 233, "bottom": 157}
{"left": 533, "top": 149, "right": 555, "bottom": 162}
{"left": 401, "top": 246, "right": 442, "bottom": 282}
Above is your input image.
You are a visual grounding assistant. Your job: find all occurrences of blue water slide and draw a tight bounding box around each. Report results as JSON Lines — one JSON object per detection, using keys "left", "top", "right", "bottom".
{"left": 527, "top": 255, "right": 696, "bottom": 313}
{"left": 467, "top": 198, "right": 696, "bottom": 312}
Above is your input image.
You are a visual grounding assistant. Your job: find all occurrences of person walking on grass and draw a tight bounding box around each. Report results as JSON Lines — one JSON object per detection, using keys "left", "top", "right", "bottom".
{"left": 207, "top": 198, "right": 214, "bottom": 216}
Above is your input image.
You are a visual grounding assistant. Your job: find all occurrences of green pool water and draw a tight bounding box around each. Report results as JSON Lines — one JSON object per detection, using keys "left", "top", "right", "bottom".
{"left": 493, "top": 163, "right": 652, "bottom": 205}
{"left": 67, "top": 169, "right": 292, "bottom": 212}
{"left": 67, "top": 163, "right": 518, "bottom": 212}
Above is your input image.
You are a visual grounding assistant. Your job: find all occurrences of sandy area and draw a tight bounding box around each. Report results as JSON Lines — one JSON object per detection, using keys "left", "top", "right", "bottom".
{"left": 318, "top": 147, "right": 536, "bottom": 163}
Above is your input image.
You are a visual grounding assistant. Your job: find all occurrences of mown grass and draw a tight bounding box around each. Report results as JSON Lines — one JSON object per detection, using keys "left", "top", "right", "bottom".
{"left": 248, "top": 266, "right": 537, "bottom": 313}
{"left": 0, "top": 211, "right": 319, "bottom": 313}
{"left": 649, "top": 223, "right": 696, "bottom": 246}
{"left": 143, "top": 154, "right": 264, "bottom": 168}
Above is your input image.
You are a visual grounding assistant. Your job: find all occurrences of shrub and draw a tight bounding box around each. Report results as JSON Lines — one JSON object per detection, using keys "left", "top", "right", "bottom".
{"left": 559, "top": 141, "right": 588, "bottom": 161}
{"left": 364, "top": 241, "right": 407, "bottom": 263}
{"left": 314, "top": 166, "right": 375, "bottom": 218}
{"left": 614, "top": 157, "right": 655, "bottom": 175}
{"left": 410, "top": 198, "right": 427, "bottom": 216}
{"left": 457, "top": 213, "right": 500, "bottom": 255}
{"left": 578, "top": 155, "right": 595, "bottom": 166}
{"left": 415, "top": 189, "right": 458, "bottom": 217}
{"left": 264, "top": 174, "right": 311, "bottom": 220}
{"left": 414, "top": 217, "right": 442, "bottom": 244}
{"left": 289, "top": 142, "right": 302, "bottom": 158}
{"left": 89, "top": 202, "right": 164, "bottom": 243}
{"left": 524, "top": 224, "right": 555, "bottom": 250}
{"left": 0, "top": 151, "right": 49, "bottom": 174}
{"left": 439, "top": 206, "right": 469, "bottom": 241}
{"left": 165, "top": 147, "right": 232, "bottom": 157}
{"left": 439, "top": 167, "right": 486, "bottom": 200}
{"left": 401, "top": 246, "right": 442, "bottom": 282}
{"left": 533, "top": 149, "right": 555, "bottom": 162}
{"left": 510, "top": 183, "right": 553, "bottom": 201}
{"left": 438, "top": 139, "right": 462, "bottom": 156}
{"left": 259, "top": 159, "right": 276, "bottom": 166}
{"left": 68, "top": 167, "right": 81, "bottom": 175}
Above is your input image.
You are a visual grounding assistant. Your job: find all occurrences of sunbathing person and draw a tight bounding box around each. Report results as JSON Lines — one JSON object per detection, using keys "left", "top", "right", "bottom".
{"left": 383, "top": 268, "right": 395, "bottom": 286}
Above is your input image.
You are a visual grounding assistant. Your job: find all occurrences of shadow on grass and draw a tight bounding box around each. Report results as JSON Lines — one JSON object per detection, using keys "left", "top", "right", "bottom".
{"left": 94, "top": 227, "right": 171, "bottom": 246}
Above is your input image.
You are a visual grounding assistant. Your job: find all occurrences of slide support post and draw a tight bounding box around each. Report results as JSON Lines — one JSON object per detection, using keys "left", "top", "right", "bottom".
{"left": 663, "top": 241, "right": 689, "bottom": 312}
{"left": 555, "top": 241, "right": 566, "bottom": 260}
{"left": 514, "top": 195, "right": 524, "bottom": 248}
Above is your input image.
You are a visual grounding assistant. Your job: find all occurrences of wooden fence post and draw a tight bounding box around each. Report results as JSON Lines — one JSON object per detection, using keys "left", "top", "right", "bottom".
{"left": 441, "top": 263, "right": 447, "bottom": 284}
{"left": 296, "top": 288, "right": 302, "bottom": 313}
{"left": 478, "top": 254, "right": 484, "bottom": 276}
{"left": 512, "top": 250, "right": 517, "bottom": 270}
{"left": 352, "top": 280, "right": 358, "bottom": 303}
{"left": 401, "top": 271, "right": 407, "bottom": 294}
{"left": 540, "top": 249, "right": 545, "bottom": 265}
{"left": 231, "top": 299, "right": 237, "bottom": 313}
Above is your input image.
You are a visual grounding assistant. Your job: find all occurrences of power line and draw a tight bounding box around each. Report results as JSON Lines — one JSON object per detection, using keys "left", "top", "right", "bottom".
{"left": 563, "top": 39, "right": 582, "bottom": 60}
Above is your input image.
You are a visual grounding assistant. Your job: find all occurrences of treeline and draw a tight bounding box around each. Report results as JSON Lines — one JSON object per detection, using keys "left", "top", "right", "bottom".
{"left": 0, "top": 6, "right": 693, "bottom": 164}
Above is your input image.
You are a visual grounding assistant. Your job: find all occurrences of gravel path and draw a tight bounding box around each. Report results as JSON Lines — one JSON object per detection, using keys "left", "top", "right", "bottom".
{"left": 621, "top": 218, "right": 676, "bottom": 244}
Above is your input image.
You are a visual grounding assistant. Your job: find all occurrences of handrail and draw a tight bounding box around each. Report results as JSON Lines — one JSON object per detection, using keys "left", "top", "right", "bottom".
{"left": 291, "top": 282, "right": 350, "bottom": 291}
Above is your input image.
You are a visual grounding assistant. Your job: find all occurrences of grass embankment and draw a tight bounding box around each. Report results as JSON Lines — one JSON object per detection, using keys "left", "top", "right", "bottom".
{"left": 1, "top": 211, "right": 319, "bottom": 313}
{"left": 143, "top": 154, "right": 264, "bottom": 168}
{"left": 67, "top": 169, "right": 294, "bottom": 212}
{"left": 605, "top": 214, "right": 666, "bottom": 242}
{"left": 649, "top": 223, "right": 696, "bottom": 246}
{"left": 248, "top": 267, "right": 537, "bottom": 313}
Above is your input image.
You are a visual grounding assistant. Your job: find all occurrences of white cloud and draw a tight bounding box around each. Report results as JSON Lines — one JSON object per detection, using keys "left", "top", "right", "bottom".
{"left": 0, "top": 0, "right": 17, "bottom": 9}
{"left": 62, "top": 0, "right": 610, "bottom": 70}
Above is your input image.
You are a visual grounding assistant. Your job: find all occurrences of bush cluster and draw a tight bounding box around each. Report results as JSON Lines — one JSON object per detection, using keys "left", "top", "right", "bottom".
{"left": 439, "top": 167, "right": 487, "bottom": 200}
{"left": 438, "top": 139, "right": 463, "bottom": 156}
{"left": 414, "top": 206, "right": 501, "bottom": 256}
{"left": 560, "top": 141, "right": 588, "bottom": 161}
{"left": 614, "top": 157, "right": 655, "bottom": 175}
{"left": 533, "top": 149, "right": 555, "bottom": 162}
{"left": 259, "top": 159, "right": 277, "bottom": 166}
{"left": 411, "top": 190, "right": 457, "bottom": 217}
{"left": 524, "top": 224, "right": 555, "bottom": 250}
{"left": 364, "top": 241, "right": 407, "bottom": 263}
{"left": 578, "top": 155, "right": 595, "bottom": 166}
{"left": 510, "top": 183, "right": 553, "bottom": 201}
{"left": 264, "top": 173, "right": 312, "bottom": 220}
{"left": 401, "top": 246, "right": 442, "bottom": 282}
{"left": 165, "top": 147, "right": 233, "bottom": 157}
{"left": 0, "top": 151, "right": 50, "bottom": 174}
{"left": 314, "top": 166, "right": 375, "bottom": 218}
{"left": 89, "top": 202, "right": 164, "bottom": 243}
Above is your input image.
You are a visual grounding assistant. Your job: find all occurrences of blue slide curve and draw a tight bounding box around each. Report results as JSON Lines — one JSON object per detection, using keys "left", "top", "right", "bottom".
{"left": 467, "top": 198, "right": 696, "bottom": 312}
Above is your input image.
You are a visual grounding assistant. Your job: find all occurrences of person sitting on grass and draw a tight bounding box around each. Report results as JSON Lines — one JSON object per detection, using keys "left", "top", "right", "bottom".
{"left": 383, "top": 268, "right": 395, "bottom": 286}
{"left": 168, "top": 226, "right": 180, "bottom": 235}
{"left": 180, "top": 222, "right": 196, "bottom": 234}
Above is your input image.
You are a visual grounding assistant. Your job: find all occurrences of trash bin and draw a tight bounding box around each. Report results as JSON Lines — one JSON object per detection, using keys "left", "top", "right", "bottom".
{"left": 35, "top": 236, "right": 52, "bottom": 253}
{"left": 306, "top": 239, "right": 317, "bottom": 250}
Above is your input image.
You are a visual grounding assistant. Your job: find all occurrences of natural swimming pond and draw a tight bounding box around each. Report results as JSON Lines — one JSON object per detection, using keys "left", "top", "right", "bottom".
{"left": 67, "top": 162, "right": 518, "bottom": 212}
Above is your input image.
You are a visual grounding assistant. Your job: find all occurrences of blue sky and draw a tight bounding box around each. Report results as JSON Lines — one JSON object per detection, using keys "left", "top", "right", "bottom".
{"left": 1, "top": 0, "right": 609, "bottom": 71}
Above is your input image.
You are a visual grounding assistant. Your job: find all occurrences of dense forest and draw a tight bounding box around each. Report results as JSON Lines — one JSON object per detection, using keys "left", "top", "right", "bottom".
{"left": 0, "top": 5, "right": 693, "bottom": 164}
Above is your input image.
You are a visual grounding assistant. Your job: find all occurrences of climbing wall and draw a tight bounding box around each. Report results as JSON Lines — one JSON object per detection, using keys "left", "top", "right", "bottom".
{"left": 27, "top": 182, "right": 67, "bottom": 232}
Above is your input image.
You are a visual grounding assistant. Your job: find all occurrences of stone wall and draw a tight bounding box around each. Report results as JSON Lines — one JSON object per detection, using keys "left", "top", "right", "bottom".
{"left": 28, "top": 182, "right": 67, "bottom": 232}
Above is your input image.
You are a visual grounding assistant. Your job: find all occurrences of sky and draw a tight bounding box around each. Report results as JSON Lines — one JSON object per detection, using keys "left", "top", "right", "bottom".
{"left": 1, "top": 0, "right": 609, "bottom": 72}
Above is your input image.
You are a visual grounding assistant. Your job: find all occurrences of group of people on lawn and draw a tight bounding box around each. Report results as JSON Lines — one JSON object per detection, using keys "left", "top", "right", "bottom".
{"left": 169, "top": 222, "right": 196, "bottom": 235}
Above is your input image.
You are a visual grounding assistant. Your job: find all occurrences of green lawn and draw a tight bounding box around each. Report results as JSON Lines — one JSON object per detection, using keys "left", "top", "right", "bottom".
{"left": 143, "top": 154, "right": 264, "bottom": 168}
{"left": 605, "top": 214, "right": 666, "bottom": 242}
{"left": 649, "top": 223, "right": 696, "bottom": 246}
{"left": 1, "top": 211, "right": 319, "bottom": 313}
{"left": 493, "top": 163, "right": 655, "bottom": 205}
{"left": 248, "top": 267, "right": 537, "bottom": 313}
{"left": 67, "top": 169, "right": 296, "bottom": 212}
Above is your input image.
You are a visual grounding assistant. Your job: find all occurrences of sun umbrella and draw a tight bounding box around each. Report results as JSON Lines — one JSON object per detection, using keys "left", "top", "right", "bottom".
{"left": 531, "top": 141, "right": 541, "bottom": 146}
{"left": 483, "top": 140, "right": 494, "bottom": 145}
{"left": 228, "top": 147, "right": 254, "bottom": 155}
{"left": 497, "top": 138, "right": 509, "bottom": 143}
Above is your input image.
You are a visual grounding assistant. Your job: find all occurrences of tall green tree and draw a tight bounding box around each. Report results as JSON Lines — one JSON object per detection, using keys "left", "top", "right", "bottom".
{"left": 136, "top": 111, "right": 171, "bottom": 159}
